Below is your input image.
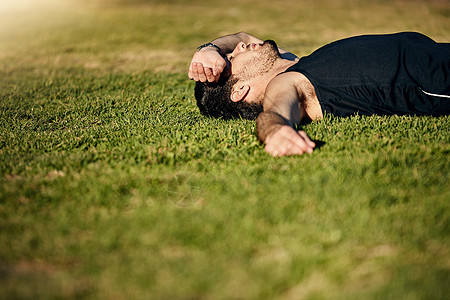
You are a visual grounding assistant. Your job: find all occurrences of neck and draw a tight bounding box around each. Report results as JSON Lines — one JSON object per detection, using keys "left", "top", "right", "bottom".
{"left": 274, "top": 58, "right": 298, "bottom": 73}
{"left": 249, "top": 59, "right": 298, "bottom": 104}
{"left": 265, "top": 58, "right": 298, "bottom": 82}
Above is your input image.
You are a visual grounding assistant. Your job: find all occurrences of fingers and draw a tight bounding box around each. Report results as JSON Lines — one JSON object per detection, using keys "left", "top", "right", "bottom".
{"left": 202, "top": 65, "right": 213, "bottom": 82}
{"left": 265, "top": 127, "right": 316, "bottom": 157}
{"left": 188, "top": 62, "right": 219, "bottom": 83}
{"left": 214, "top": 58, "right": 227, "bottom": 77}
{"left": 188, "top": 64, "right": 195, "bottom": 80}
{"left": 297, "top": 131, "right": 316, "bottom": 150}
{"left": 188, "top": 50, "right": 227, "bottom": 83}
{"left": 188, "top": 62, "right": 206, "bottom": 82}
{"left": 266, "top": 140, "right": 309, "bottom": 157}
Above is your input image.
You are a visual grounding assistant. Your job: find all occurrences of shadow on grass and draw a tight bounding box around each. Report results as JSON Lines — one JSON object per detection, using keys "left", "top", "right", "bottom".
{"left": 296, "top": 119, "right": 326, "bottom": 150}
{"left": 312, "top": 139, "right": 326, "bottom": 150}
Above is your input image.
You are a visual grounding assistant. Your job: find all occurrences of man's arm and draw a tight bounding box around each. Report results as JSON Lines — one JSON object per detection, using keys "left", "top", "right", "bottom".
{"left": 211, "top": 32, "right": 264, "bottom": 55}
{"left": 257, "top": 73, "right": 315, "bottom": 157}
{"left": 188, "top": 32, "right": 263, "bottom": 83}
{"left": 188, "top": 32, "right": 295, "bottom": 83}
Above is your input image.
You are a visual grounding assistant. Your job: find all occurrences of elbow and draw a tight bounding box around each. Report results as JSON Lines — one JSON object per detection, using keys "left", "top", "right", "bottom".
{"left": 236, "top": 32, "right": 253, "bottom": 41}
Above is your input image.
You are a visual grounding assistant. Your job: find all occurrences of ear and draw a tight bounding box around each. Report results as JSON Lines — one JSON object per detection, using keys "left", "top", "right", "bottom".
{"left": 230, "top": 84, "right": 250, "bottom": 102}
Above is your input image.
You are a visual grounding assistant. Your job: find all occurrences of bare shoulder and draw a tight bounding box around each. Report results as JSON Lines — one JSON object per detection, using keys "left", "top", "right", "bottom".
{"left": 265, "top": 72, "right": 322, "bottom": 120}
{"left": 265, "top": 73, "right": 299, "bottom": 101}
{"left": 266, "top": 72, "right": 311, "bottom": 95}
{"left": 263, "top": 73, "right": 303, "bottom": 123}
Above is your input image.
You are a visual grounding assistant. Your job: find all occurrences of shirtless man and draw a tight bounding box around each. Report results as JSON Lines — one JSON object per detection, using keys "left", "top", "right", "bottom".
{"left": 188, "top": 32, "right": 450, "bottom": 157}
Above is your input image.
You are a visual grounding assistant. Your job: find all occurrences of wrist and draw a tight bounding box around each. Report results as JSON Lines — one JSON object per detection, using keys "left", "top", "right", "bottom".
{"left": 197, "top": 42, "right": 221, "bottom": 53}
{"left": 257, "top": 112, "right": 287, "bottom": 143}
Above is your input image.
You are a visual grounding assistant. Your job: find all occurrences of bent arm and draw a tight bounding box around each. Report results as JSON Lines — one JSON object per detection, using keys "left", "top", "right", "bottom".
{"left": 188, "top": 32, "right": 295, "bottom": 83}
{"left": 210, "top": 32, "right": 292, "bottom": 56}
{"left": 188, "top": 32, "right": 262, "bottom": 83}
{"left": 210, "top": 32, "right": 264, "bottom": 55}
{"left": 257, "top": 73, "right": 315, "bottom": 156}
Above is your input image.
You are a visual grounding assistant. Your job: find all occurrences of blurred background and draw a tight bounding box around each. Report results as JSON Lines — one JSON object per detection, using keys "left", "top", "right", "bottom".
{"left": 1, "top": 0, "right": 449, "bottom": 77}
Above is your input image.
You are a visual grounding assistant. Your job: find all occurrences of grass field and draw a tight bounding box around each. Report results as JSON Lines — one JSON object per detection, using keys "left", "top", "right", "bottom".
{"left": 1, "top": 0, "right": 449, "bottom": 299}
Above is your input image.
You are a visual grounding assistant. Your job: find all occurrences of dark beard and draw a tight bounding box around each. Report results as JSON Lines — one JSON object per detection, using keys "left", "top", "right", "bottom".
{"left": 237, "top": 39, "right": 282, "bottom": 81}
{"left": 263, "top": 40, "right": 281, "bottom": 57}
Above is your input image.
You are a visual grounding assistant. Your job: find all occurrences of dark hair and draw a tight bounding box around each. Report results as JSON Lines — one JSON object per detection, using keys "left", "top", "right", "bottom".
{"left": 194, "top": 77, "right": 263, "bottom": 120}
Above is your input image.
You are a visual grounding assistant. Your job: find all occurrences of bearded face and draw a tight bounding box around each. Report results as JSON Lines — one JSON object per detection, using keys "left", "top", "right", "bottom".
{"left": 230, "top": 40, "right": 281, "bottom": 81}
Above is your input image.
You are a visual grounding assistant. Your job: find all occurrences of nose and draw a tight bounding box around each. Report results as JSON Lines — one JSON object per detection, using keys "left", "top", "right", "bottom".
{"left": 229, "top": 42, "right": 249, "bottom": 59}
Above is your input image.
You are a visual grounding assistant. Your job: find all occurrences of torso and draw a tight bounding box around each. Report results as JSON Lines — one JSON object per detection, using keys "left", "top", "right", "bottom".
{"left": 283, "top": 32, "right": 450, "bottom": 117}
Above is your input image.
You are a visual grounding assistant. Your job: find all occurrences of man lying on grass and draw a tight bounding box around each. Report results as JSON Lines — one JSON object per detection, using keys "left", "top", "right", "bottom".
{"left": 188, "top": 32, "right": 450, "bottom": 157}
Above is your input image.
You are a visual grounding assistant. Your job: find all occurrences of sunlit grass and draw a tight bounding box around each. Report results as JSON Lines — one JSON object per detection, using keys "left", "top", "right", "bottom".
{"left": 1, "top": 0, "right": 449, "bottom": 299}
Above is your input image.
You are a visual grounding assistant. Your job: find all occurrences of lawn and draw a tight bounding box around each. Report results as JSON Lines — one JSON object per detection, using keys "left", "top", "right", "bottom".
{"left": 0, "top": 0, "right": 449, "bottom": 299}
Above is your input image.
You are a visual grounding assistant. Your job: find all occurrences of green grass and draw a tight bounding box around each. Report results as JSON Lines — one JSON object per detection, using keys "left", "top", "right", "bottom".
{"left": 1, "top": 0, "right": 449, "bottom": 299}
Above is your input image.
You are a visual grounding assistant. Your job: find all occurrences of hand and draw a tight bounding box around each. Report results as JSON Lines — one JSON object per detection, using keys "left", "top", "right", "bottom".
{"left": 265, "top": 125, "right": 316, "bottom": 157}
{"left": 188, "top": 48, "right": 229, "bottom": 83}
